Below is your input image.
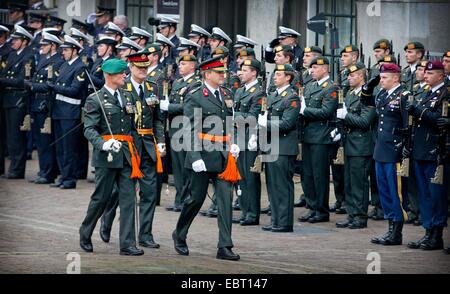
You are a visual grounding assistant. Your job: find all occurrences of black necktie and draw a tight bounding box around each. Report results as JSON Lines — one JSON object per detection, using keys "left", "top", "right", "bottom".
{"left": 214, "top": 89, "right": 221, "bottom": 104}
{"left": 114, "top": 91, "right": 121, "bottom": 107}
{"left": 139, "top": 85, "right": 144, "bottom": 101}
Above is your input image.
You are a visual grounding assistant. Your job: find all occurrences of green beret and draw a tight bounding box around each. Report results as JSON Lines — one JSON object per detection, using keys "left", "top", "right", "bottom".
{"left": 274, "top": 63, "right": 295, "bottom": 73}
{"left": 404, "top": 42, "right": 425, "bottom": 51}
{"left": 145, "top": 43, "right": 162, "bottom": 54}
{"left": 210, "top": 46, "right": 229, "bottom": 57}
{"left": 101, "top": 58, "right": 128, "bottom": 74}
{"left": 237, "top": 47, "right": 256, "bottom": 58}
{"left": 304, "top": 46, "right": 322, "bottom": 54}
{"left": 376, "top": 55, "right": 397, "bottom": 65}
{"left": 310, "top": 56, "right": 329, "bottom": 66}
{"left": 340, "top": 45, "right": 359, "bottom": 55}
{"left": 348, "top": 62, "right": 366, "bottom": 74}
{"left": 373, "top": 39, "right": 391, "bottom": 50}
{"left": 179, "top": 54, "right": 197, "bottom": 63}
{"left": 241, "top": 59, "right": 261, "bottom": 72}
{"left": 274, "top": 45, "right": 293, "bottom": 53}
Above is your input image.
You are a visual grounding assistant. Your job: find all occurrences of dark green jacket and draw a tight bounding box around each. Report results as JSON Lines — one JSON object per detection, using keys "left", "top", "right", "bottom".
{"left": 268, "top": 70, "right": 301, "bottom": 95}
{"left": 401, "top": 65, "right": 417, "bottom": 90}
{"left": 184, "top": 83, "right": 234, "bottom": 172}
{"left": 302, "top": 78, "right": 339, "bottom": 145}
{"left": 84, "top": 87, "right": 135, "bottom": 168}
{"left": 263, "top": 85, "right": 300, "bottom": 156}
{"left": 343, "top": 89, "right": 377, "bottom": 157}
{"left": 123, "top": 77, "right": 164, "bottom": 161}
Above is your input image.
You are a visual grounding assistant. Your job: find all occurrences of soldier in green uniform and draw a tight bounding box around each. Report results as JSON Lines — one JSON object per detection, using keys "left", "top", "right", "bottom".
{"left": 294, "top": 46, "right": 323, "bottom": 208}
{"left": 339, "top": 45, "right": 359, "bottom": 96}
{"left": 298, "top": 57, "right": 339, "bottom": 223}
{"left": 258, "top": 64, "right": 300, "bottom": 232}
{"left": 335, "top": 62, "right": 377, "bottom": 229}
{"left": 160, "top": 54, "right": 201, "bottom": 212}
{"left": 79, "top": 58, "right": 144, "bottom": 256}
{"left": 369, "top": 39, "right": 392, "bottom": 80}
{"left": 234, "top": 59, "right": 264, "bottom": 225}
{"left": 267, "top": 45, "right": 301, "bottom": 95}
{"left": 172, "top": 56, "right": 241, "bottom": 261}
{"left": 401, "top": 42, "right": 425, "bottom": 89}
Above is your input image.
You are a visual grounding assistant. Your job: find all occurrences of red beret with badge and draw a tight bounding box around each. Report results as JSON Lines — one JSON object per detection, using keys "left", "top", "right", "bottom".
{"left": 380, "top": 63, "right": 401, "bottom": 74}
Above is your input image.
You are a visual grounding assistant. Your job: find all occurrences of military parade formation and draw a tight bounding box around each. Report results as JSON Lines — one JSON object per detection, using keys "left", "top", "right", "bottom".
{"left": 0, "top": 3, "right": 449, "bottom": 261}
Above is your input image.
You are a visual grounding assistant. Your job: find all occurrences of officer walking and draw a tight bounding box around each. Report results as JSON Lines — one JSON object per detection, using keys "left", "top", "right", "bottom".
{"left": 48, "top": 35, "right": 87, "bottom": 189}
{"left": 0, "top": 25, "right": 35, "bottom": 179}
{"left": 172, "top": 56, "right": 241, "bottom": 261}
{"left": 79, "top": 58, "right": 144, "bottom": 256}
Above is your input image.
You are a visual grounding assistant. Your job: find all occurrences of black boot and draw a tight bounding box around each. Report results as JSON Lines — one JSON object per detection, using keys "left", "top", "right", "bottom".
{"left": 407, "top": 229, "right": 432, "bottom": 249}
{"left": 421, "top": 227, "right": 444, "bottom": 250}
{"left": 371, "top": 220, "right": 393, "bottom": 244}
{"left": 380, "top": 221, "right": 403, "bottom": 245}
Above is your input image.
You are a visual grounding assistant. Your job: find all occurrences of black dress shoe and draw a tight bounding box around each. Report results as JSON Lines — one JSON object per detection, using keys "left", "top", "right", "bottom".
{"left": 261, "top": 225, "right": 273, "bottom": 231}
{"left": 294, "top": 198, "right": 306, "bottom": 207}
{"left": 371, "top": 221, "right": 393, "bottom": 244}
{"left": 120, "top": 246, "right": 144, "bottom": 256}
{"left": 172, "top": 231, "right": 189, "bottom": 256}
{"left": 240, "top": 219, "right": 259, "bottom": 226}
{"left": 335, "top": 207, "right": 347, "bottom": 214}
{"left": 80, "top": 237, "right": 93, "bottom": 252}
{"left": 99, "top": 219, "right": 110, "bottom": 243}
{"left": 216, "top": 247, "right": 240, "bottom": 261}
{"left": 407, "top": 229, "right": 431, "bottom": 249}
{"left": 35, "top": 178, "right": 54, "bottom": 184}
{"left": 207, "top": 209, "right": 218, "bottom": 218}
{"left": 232, "top": 217, "right": 243, "bottom": 224}
{"left": 348, "top": 220, "right": 367, "bottom": 229}
{"left": 4, "top": 173, "right": 24, "bottom": 179}
{"left": 336, "top": 219, "right": 351, "bottom": 228}
{"left": 60, "top": 184, "right": 76, "bottom": 189}
{"left": 298, "top": 210, "right": 315, "bottom": 222}
{"left": 260, "top": 206, "right": 271, "bottom": 214}
{"left": 271, "top": 226, "right": 293, "bottom": 233}
{"left": 233, "top": 202, "right": 241, "bottom": 211}
{"left": 49, "top": 182, "right": 63, "bottom": 188}
{"left": 329, "top": 202, "right": 341, "bottom": 212}
{"left": 139, "top": 240, "right": 160, "bottom": 248}
{"left": 199, "top": 210, "right": 208, "bottom": 216}
{"left": 308, "top": 215, "right": 329, "bottom": 223}
{"left": 166, "top": 205, "right": 175, "bottom": 211}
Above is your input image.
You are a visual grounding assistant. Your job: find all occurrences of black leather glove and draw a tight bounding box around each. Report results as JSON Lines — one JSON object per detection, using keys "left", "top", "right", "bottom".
{"left": 361, "top": 75, "right": 380, "bottom": 97}
{"left": 269, "top": 38, "right": 280, "bottom": 49}
{"left": 402, "top": 146, "right": 411, "bottom": 158}
{"left": 436, "top": 117, "right": 450, "bottom": 129}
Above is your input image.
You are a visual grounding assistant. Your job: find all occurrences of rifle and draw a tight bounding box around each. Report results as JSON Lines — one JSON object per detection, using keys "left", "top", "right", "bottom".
{"left": 398, "top": 88, "right": 415, "bottom": 177}
{"left": 40, "top": 64, "right": 53, "bottom": 134}
{"left": 20, "top": 62, "right": 33, "bottom": 132}
{"left": 260, "top": 45, "right": 267, "bottom": 91}
{"left": 431, "top": 98, "right": 449, "bottom": 184}
{"left": 390, "top": 40, "right": 395, "bottom": 57}
{"left": 333, "top": 59, "right": 345, "bottom": 165}
{"left": 250, "top": 96, "right": 267, "bottom": 174}
{"left": 367, "top": 56, "right": 372, "bottom": 79}
{"left": 360, "top": 42, "right": 365, "bottom": 64}
{"left": 397, "top": 53, "right": 401, "bottom": 67}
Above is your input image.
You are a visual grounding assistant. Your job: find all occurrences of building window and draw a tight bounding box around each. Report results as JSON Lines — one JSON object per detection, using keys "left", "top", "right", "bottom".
{"left": 125, "top": 0, "right": 155, "bottom": 33}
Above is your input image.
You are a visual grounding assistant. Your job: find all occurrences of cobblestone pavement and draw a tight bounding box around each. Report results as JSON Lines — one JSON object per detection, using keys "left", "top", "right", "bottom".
{"left": 0, "top": 154, "right": 449, "bottom": 274}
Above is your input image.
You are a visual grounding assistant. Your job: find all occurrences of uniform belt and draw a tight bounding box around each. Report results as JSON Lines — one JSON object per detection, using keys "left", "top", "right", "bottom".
{"left": 198, "top": 133, "right": 230, "bottom": 143}
{"left": 56, "top": 94, "right": 81, "bottom": 105}
{"left": 136, "top": 128, "right": 163, "bottom": 174}
{"left": 197, "top": 132, "right": 240, "bottom": 183}
{"left": 101, "top": 135, "right": 143, "bottom": 179}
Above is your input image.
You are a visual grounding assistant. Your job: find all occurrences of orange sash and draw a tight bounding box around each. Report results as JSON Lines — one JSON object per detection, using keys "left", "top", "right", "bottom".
{"left": 102, "top": 135, "right": 143, "bottom": 179}
{"left": 137, "top": 128, "right": 163, "bottom": 174}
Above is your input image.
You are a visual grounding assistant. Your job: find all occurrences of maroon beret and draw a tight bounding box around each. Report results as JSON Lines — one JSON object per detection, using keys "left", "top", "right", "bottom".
{"left": 380, "top": 63, "right": 401, "bottom": 74}
{"left": 425, "top": 60, "right": 444, "bottom": 71}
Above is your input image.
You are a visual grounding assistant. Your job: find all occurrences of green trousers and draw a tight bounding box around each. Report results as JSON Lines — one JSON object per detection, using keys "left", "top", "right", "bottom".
{"left": 344, "top": 155, "right": 371, "bottom": 220}
{"left": 237, "top": 149, "right": 261, "bottom": 222}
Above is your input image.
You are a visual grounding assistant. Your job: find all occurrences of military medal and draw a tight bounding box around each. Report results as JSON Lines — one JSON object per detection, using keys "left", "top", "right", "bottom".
{"left": 126, "top": 102, "right": 135, "bottom": 114}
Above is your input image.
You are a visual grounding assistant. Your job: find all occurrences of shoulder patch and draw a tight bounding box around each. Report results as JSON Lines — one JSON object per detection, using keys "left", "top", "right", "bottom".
{"left": 291, "top": 100, "right": 297, "bottom": 108}
{"left": 330, "top": 91, "right": 337, "bottom": 99}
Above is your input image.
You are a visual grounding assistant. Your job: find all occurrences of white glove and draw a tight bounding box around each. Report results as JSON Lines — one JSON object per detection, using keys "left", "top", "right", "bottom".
{"left": 248, "top": 134, "right": 258, "bottom": 151}
{"left": 102, "top": 139, "right": 121, "bottom": 153}
{"left": 300, "top": 100, "right": 306, "bottom": 114}
{"left": 230, "top": 144, "right": 240, "bottom": 158}
{"left": 159, "top": 97, "right": 169, "bottom": 111}
{"left": 258, "top": 112, "right": 268, "bottom": 127}
{"left": 192, "top": 159, "right": 207, "bottom": 173}
{"left": 336, "top": 104, "right": 348, "bottom": 119}
{"left": 330, "top": 128, "right": 341, "bottom": 142}
{"left": 157, "top": 143, "right": 166, "bottom": 157}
